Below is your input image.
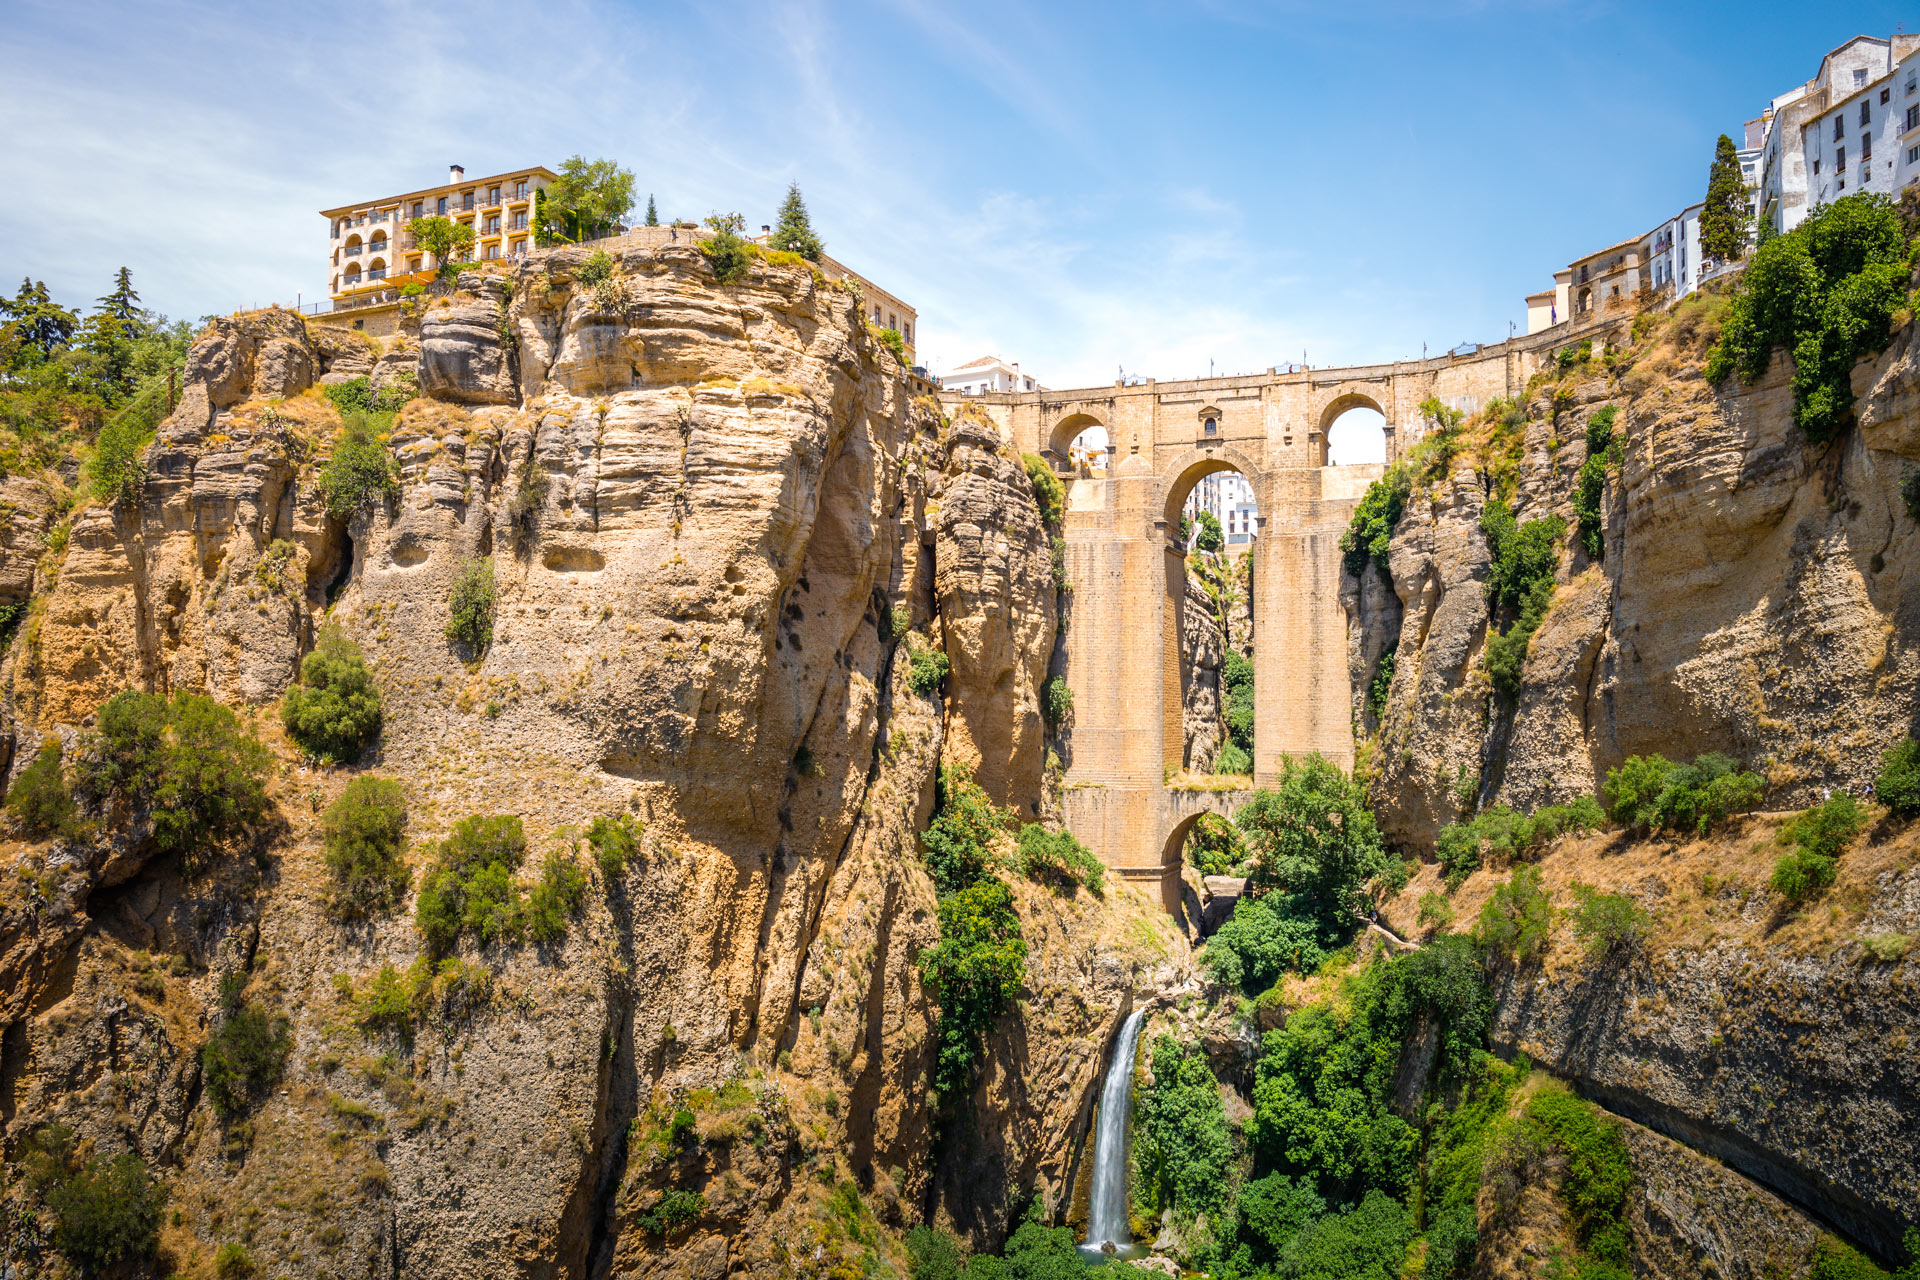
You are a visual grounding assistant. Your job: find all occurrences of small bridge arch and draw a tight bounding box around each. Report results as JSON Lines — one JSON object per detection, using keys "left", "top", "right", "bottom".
{"left": 1108, "top": 789, "right": 1252, "bottom": 915}
{"left": 1315, "top": 389, "right": 1391, "bottom": 466}
{"left": 1157, "top": 444, "right": 1267, "bottom": 530}
{"left": 1047, "top": 411, "right": 1108, "bottom": 464}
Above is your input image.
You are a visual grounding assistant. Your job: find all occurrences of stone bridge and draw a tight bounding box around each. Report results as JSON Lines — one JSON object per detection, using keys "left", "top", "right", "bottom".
{"left": 942, "top": 331, "right": 1578, "bottom": 909}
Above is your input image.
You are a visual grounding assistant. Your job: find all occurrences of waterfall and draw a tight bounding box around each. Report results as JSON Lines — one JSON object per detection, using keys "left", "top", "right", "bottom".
{"left": 1082, "top": 1007, "right": 1147, "bottom": 1254}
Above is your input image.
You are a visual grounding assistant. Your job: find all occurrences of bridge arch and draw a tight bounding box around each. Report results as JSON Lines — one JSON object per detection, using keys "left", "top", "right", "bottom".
{"left": 1317, "top": 390, "right": 1389, "bottom": 467}
{"left": 1047, "top": 411, "right": 1107, "bottom": 464}
{"left": 1158, "top": 444, "right": 1266, "bottom": 530}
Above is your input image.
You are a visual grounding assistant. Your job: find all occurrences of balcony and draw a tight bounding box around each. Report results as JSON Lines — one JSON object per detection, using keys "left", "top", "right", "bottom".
{"left": 344, "top": 244, "right": 364, "bottom": 257}
{"left": 367, "top": 269, "right": 387, "bottom": 281}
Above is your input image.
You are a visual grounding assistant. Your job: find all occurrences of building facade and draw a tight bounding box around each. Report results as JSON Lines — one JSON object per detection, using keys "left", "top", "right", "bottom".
{"left": 318, "top": 164, "right": 559, "bottom": 331}
{"left": 1182, "top": 471, "right": 1258, "bottom": 546}
{"left": 1759, "top": 34, "right": 1920, "bottom": 237}
{"left": 942, "top": 355, "right": 1044, "bottom": 395}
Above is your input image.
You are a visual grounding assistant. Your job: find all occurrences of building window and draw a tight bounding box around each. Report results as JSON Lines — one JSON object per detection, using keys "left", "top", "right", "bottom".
{"left": 1883, "top": 88, "right": 1893, "bottom": 104}
{"left": 1909, "top": 145, "right": 1919, "bottom": 164}
{"left": 516, "top": 180, "right": 529, "bottom": 200}
{"left": 1855, "top": 69, "right": 1869, "bottom": 88}
{"left": 1838, "top": 146, "right": 1846, "bottom": 169}
{"left": 409, "top": 256, "right": 422, "bottom": 272}
{"left": 412, "top": 201, "right": 423, "bottom": 218}
{"left": 486, "top": 216, "right": 501, "bottom": 234}
{"left": 1863, "top": 134, "right": 1873, "bottom": 161}
{"left": 1814, "top": 157, "right": 1822, "bottom": 175}
{"left": 488, "top": 186, "right": 500, "bottom": 205}
{"left": 1204, "top": 417, "right": 1218, "bottom": 436}
{"left": 512, "top": 212, "right": 527, "bottom": 229}
{"left": 437, "top": 196, "right": 448, "bottom": 215}
{"left": 1835, "top": 115, "right": 1846, "bottom": 141}
{"left": 462, "top": 191, "right": 475, "bottom": 210}
{"left": 1862, "top": 101, "right": 1872, "bottom": 126}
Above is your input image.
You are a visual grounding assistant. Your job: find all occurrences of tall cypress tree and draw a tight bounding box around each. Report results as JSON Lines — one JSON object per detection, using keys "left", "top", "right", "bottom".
{"left": 644, "top": 194, "right": 659, "bottom": 227}
{"left": 770, "top": 183, "right": 824, "bottom": 261}
{"left": 1701, "top": 134, "right": 1751, "bottom": 263}
{"left": 96, "top": 268, "right": 142, "bottom": 339}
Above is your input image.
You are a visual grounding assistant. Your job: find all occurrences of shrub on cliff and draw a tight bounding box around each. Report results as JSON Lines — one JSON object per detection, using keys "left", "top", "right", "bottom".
{"left": 1339, "top": 462, "right": 1410, "bottom": 578}
{"left": 523, "top": 849, "right": 588, "bottom": 943}
{"left": 1223, "top": 649, "right": 1255, "bottom": 760}
{"left": 919, "top": 878, "right": 1026, "bottom": 1104}
{"left": 416, "top": 814, "right": 529, "bottom": 955}
{"left": 1876, "top": 737, "right": 1920, "bottom": 819}
{"left": 1236, "top": 754, "right": 1391, "bottom": 938}
{"left": 588, "top": 812, "right": 641, "bottom": 881}
{"left": 1770, "top": 792, "right": 1870, "bottom": 902}
{"left": 86, "top": 416, "right": 150, "bottom": 506}
{"left": 907, "top": 642, "right": 949, "bottom": 696}
{"left": 201, "top": 980, "right": 292, "bottom": 1119}
{"left": 7, "top": 739, "right": 81, "bottom": 839}
{"left": 700, "top": 212, "right": 753, "bottom": 284}
{"left": 1041, "top": 674, "right": 1072, "bottom": 727}
{"left": 922, "top": 766, "right": 1006, "bottom": 896}
{"left": 323, "top": 375, "right": 412, "bottom": 417}
{"left": 322, "top": 776, "right": 408, "bottom": 918}
{"left": 21, "top": 1124, "right": 166, "bottom": 1271}
{"left": 1567, "top": 882, "right": 1650, "bottom": 955}
{"left": 1707, "top": 193, "right": 1910, "bottom": 443}
{"left": 317, "top": 415, "right": 400, "bottom": 517}
{"left": 1203, "top": 894, "right": 1326, "bottom": 993}
{"left": 1021, "top": 453, "right": 1064, "bottom": 528}
{"left": 77, "top": 691, "right": 271, "bottom": 869}
{"left": 282, "top": 626, "right": 382, "bottom": 763}
{"left": 1602, "top": 752, "right": 1764, "bottom": 836}
{"left": 1903, "top": 470, "right": 1920, "bottom": 525}
{"left": 1184, "top": 811, "right": 1243, "bottom": 875}
{"left": 1435, "top": 796, "right": 1604, "bottom": 887}
{"left": 1480, "top": 498, "right": 1566, "bottom": 696}
{"left": 445, "top": 556, "right": 496, "bottom": 656}
{"left": 1573, "top": 406, "right": 1620, "bottom": 561}
{"left": 1512, "top": 1086, "right": 1633, "bottom": 1268}
{"left": 1014, "top": 823, "right": 1102, "bottom": 895}
{"left": 1473, "top": 864, "right": 1553, "bottom": 962}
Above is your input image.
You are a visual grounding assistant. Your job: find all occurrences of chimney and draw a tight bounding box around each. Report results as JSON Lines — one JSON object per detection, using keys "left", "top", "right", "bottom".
{"left": 762, "top": 225, "right": 771, "bottom": 234}
{"left": 449, "top": 164, "right": 465, "bottom": 184}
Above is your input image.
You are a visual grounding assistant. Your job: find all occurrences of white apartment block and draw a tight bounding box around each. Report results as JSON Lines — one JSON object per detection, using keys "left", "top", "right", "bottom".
{"left": 1760, "top": 34, "right": 1920, "bottom": 237}
{"left": 942, "top": 355, "right": 1044, "bottom": 395}
{"left": 1898, "top": 54, "right": 1920, "bottom": 192}
{"left": 1184, "top": 472, "right": 1258, "bottom": 547}
{"left": 1642, "top": 203, "right": 1704, "bottom": 299}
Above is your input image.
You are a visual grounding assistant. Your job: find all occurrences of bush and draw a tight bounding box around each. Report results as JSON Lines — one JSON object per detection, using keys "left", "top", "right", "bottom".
{"left": 7, "top": 739, "right": 80, "bottom": 838}
{"left": 1184, "top": 812, "right": 1242, "bottom": 875}
{"left": 1192, "top": 509, "right": 1224, "bottom": 552}
{"left": 415, "top": 813, "right": 529, "bottom": 955}
{"left": 1574, "top": 407, "right": 1620, "bottom": 561}
{"left": 281, "top": 626, "right": 382, "bottom": 763}
{"left": 1879, "top": 737, "right": 1920, "bottom": 819}
{"left": 323, "top": 376, "right": 412, "bottom": 417}
{"left": 1365, "top": 643, "right": 1396, "bottom": 723}
{"left": 1020, "top": 453, "right": 1064, "bottom": 528}
{"left": 1784, "top": 792, "right": 1868, "bottom": 859}
{"left": 1522, "top": 1087, "right": 1632, "bottom": 1266}
{"left": 1041, "top": 674, "right": 1072, "bottom": 726}
{"left": 870, "top": 326, "right": 907, "bottom": 361}
{"left": 1418, "top": 890, "right": 1455, "bottom": 932}
{"left": 907, "top": 643, "right": 950, "bottom": 696}
{"left": 638, "top": 1187, "right": 706, "bottom": 1237}
{"left": 1480, "top": 498, "right": 1566, "bottom": 696}
{"left": 1566, "top": 882, "right": 1650, "bottom": 955}
{"left": 1770, "top": 850, "right": 1837, "bottom": 901}
{"left": 907, "top": 1225, "right": 969, "bottom": 1280}
{"left": 215, "top": 1241, "right": 257, "bottom": 1278}
{"left": 22, "top": 1125, "right": 166, "bottom": 1270}
{"left": 86, "top": 417, "right": 150, "bottom": 506}
{"left": 1014, "top": 823, "right": 1103, "bottom": 895}
{"left": 920, "top": 878, "right": 1026, "bottom": 1103}
{"left": 1340, "top": 463, "right": 1411, "bottom": 578}
{"left": 1602, "top": 752, "right": 1765, "bottom": 835}
{"left": 1707, "top": 193, "right": 1910, "bottom": 443}
{"left": 1435, "top": 796, "right": 1605, "bottom": 887}
{"left": 445, "top": 556, "right": 496, "bottom": 656}
{"left": 317, "top": 415, "right": 400, "bottom": 517}
{"left": 1425, "top": 1202, "right": 1478, "bottom": 1279}
{"left": 921, "top": 766, "right": 1007, "bottom": 897}
{"left": 201, "top": 993, "right": 292, "bottom": 1118}
{"left": 1280, "top": 1189, "right": 1415, "bottom": 1280}
{"left": 1223, "top": 648, "right": 1255, "bottom": 758}
{"left": 1203, "top": 894, "right": 1327, "bottom": 994}
{"left": 588, "top": 812, "right": 641, "bottom": 880}
{"left": 1473, "top": 864, "right": 1554, "bottom": 962}
{"left": 78, "top": 690, "right": 271, "bottom": 870}
{"left": 1134, "top": 1035, "right": 1235, "bottom": 1221}
{"left": 1236, "top": 754, "right": 1392, "bottom": 939}
{"left": 1808, "top": 1229, "right": 1920, "bottom": 1280}
{"left": 524, "top": 849, "right": 588, "bottom": 942}
{"left": 700, "top": 212, "right": 753, "bottom": 284}
{"left": 322, "top": 776, "right": 408, "bottom": 918}
{"left": 574, "top": 250, "right": 615, "bottom": 286}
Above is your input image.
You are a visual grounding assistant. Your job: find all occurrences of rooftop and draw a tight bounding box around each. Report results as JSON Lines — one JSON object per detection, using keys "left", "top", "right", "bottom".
{"left": 320, "top": 166, "right": 560, "bottom": 219}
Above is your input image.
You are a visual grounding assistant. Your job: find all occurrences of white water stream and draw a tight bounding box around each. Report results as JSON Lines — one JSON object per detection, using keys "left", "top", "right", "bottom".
{"left": 1081, "top": 1007, "right": 1147, "bottom": 1256}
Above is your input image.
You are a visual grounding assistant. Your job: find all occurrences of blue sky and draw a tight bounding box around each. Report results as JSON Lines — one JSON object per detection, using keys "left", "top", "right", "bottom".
{"left": 3, "top": 1, "right": 1912, "bottom": 389}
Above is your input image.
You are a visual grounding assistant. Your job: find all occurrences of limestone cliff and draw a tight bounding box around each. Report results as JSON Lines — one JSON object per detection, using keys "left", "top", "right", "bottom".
{"left": 0, "top": 243, "right": 1182, "bottom": 1279}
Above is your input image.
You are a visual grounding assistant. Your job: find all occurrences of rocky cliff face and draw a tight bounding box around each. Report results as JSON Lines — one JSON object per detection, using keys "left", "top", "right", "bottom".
{"left": 1353, "top": 307, "right": 1920, "bottom": 850}
{"left": 0, "top": 243, "right": 1182, "bottom": 1278}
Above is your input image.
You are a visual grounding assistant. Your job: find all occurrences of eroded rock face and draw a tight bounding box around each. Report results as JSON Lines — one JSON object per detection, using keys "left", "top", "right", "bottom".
{"left": 0, "top": 244, "right": 1182, "bottom": 1279}
{"left": 1181, "top": 574, "right": 1225, "bottom": 770}
{"left": 1353, "top": 331, "right": 1920, "bottom": 849}
{"left": 935, "top": 408, "right": 1057, "bottom": 819}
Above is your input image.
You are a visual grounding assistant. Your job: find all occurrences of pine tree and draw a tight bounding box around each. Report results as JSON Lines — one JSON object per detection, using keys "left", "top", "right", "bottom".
{"left": 645, "top": 194, "right": 659, "bottom": 227}
{"left": 770, "top": 183, "right": 824, "bottom": 261}
{"left": 96, "top": 268, "right": 142, "bottom": 339}
{"left": 1701, "top": 134, "right": 1751, "bottom": 264}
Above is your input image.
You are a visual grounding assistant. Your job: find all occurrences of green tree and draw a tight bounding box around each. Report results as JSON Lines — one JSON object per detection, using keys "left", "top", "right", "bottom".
{"left": 415, "top": 813, "right": 529, "bottom": 955}
{"left": 445, "top": 556, "right": 496, "bottom": 656}
{"left": 920, "top": 878, "right": 1026, "bottom": 1103}
{"left": 281, "top": 626, "right": 382, "bottom": 763}
{"left": 1339, "top": 463, "right": 1411, "bottom": 578}
{"left": 644, "top": 194, "right": 659, "bottom": 227}
{"left": 1235, "top": 753, "right": 1392, "bottom": 935}
{"left": 1473, "top": 864, "right": 1554, "bottom": 962}
{"left": 769, "top": 182, "right": 825, "bottom": 261}
{"left": 22, "top": 1125, "right": 166, "bottom": 1271}
{"left": 1135, "top": 1034, "right": 1235, "bottom": 1220}
{"left": 405, "top": 215, "right": 476, "bottom": 270}
{"left": 95, "top": 267, "right": 142, "bottom": 336}
{"left": 0, "top": 278, "right": 79, "bottom": 361}
{"left": 1021, "top": 452, "right": 1064, "bottom": 528}
{"left": 1193, "top": 509, "right": 1224, "bottom": 552}
{"left": 700, "top": 211, "right": 753, "bottom": 284}
{"left": 7, "top": 739, "right": 80, "bottom": 839}
{"left": 201, "top": 992, "right": 292, "bottom": 1118}
{"left": 1203, "top": 894, "right": 1327, "bottom": 993}
{"left": 1701, "top": 134, "right": 1753, "bottom": 263}
{"left": 317, "top": 415, "right": 400, "bottom": 517}
{"left": 1878, "top": 737, "right": 1920, "bottom": 819}
{"left": 322, "top": 776, "right": 409, "bottom": 918}
{"left": 921, "top": 765, "right": 1007, "bottom": 896}
{"left": 541, "top": 156, "right": 636, "bottom": 242}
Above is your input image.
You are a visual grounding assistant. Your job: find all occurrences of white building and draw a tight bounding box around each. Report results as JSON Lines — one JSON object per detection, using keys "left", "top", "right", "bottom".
{"left": 1760, "top": 34, "right": 1920, "bottom": 237}
{"left": 1184, "top": 472, "right": 1258, "bottom": 547}
{"left": 941, "top": 355, "right": 1044, "bottom": 395}
{"left": 1642, "top": 202, "right": 1704, "bottom": 299}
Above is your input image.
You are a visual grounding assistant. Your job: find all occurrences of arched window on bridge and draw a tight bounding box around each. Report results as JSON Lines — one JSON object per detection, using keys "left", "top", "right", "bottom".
{"left": 1325, "top": 404, "right": 1388, "bottom": 466}
{"left": 1174, "top": 464, "right": 1258, "bottom": 780}
{"left": 1067, "top": 423, "right": 1109, "bottom": 471}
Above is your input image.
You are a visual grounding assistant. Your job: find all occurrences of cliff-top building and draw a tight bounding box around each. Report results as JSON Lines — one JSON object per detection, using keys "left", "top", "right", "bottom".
{"left": 319, "top": 164, "right": 559, "bottom": 328}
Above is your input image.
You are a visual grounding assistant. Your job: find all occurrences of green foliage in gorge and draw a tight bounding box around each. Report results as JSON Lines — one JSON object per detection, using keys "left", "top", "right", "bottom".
{"left": 20, "top": 1124, "right": 167, "bottom": 1271}
{"left": 1573, "top": 406, "right": 1620, "bottom": 560}
{"left": 1339, "top": 462, "right": 1410, "bottom": 578}
{"left": 1184, "top": 811, "right": 1244, "bottom": 876}
{"left": 1134, "top": 1034, "right": 1236, "bottom": 1221}
{"left": 322, "top": 776, "right": 409, "bottom": 919}
{"left": 77, "top": 690, "right": 271, "bottom": 869}
{"left": 7, "top": 739, "right": 82, "bottom": 839}
{"left": 415, "top": 814, "right": 530, "bottom": 955}
{"left": 1203, "top": 894, "right": 1329, "bottom": 995}
{"left": 908, "top": 641, "right": 950, "bottom": 696}
{"left": 201, "top": 979, "right": 292, "bottom": 1119}
{"left": 1566, "top": 882, "right": 1651, "bottom": 955}
{"left": 1479, "top": 497, "right": 1567, "bottom": 696}
{"left": 700, "top": 211, "right": 753, "bottom": 284}
{"left": 1041, "top": 674, "right": 1072, "bottom": 727}
{"left": 1602, "top": 752, "right": 1765, "bottom": 836}
{"left": 1878, "top": 737, "right": 1920, "bottom": 820}
{"left": 1014, "top": 823, "right": 1103, "bottom": 895}
{"left": 1771, "top": 792, "right": 1870, "bottom": 903}
{"left": 1365, "top": 643, "right": 1396, "bottom": 724}
{"left": 588, "top": 812, "right": 642, "bottom": 880}
{"left": 1473, "top": 864, "right": 1555, "bottom": 963}
{"left": 1223, "top": 648, "right": 1256, "bottom": 765}
{"left": 919, "top": 878, "right": 1026, "bottom": 1105}
{"left": 921, "top": 766, "right": 1007, "bottom": 897}
{"left": 1234, "top": 753, "right": 1392, "bottom": 939}
{"left": 1707, "top": 193, "right": 1911, "bottom": 443}
{"left": 282, "top": 626, "right": 382, "bottom": 763}
{"left": 1021, "top": 452, "right": 1064, "bottom": 528}
{"left": 1503, "top": 1086, "right": 1634, "bottom": 1268}
{"left": 1193, "top": 509, "right": 1225, "bottom": 552}
{"left": 317, "top": 413, "right": 400, "bottom": 517}
{"left": 1434, "top": 796, "right": 1604, "bottom": 887}
{"left": 445, "top": 556, "right": 496, "bottom": 656}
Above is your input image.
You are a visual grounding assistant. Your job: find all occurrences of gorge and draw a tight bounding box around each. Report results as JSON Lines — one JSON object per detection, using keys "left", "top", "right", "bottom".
{"left": 0, "top": 193, "right": 1915, "bottom": 1280}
